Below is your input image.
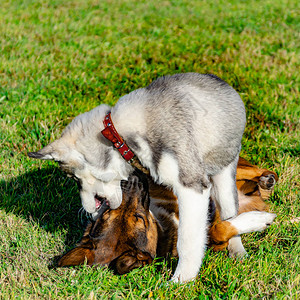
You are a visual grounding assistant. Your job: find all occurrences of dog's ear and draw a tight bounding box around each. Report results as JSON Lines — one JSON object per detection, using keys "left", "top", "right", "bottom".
{"left": 132, "top": 169, "right": 150, "bottom": 210}
{"left": 112, "top": 251, "right": 153, "bottom": 274}
{"left": 28, "top": 140, "right": 64, "bottom": 161}
{"left": 28, "top": 143, "right": 56, "bottom": 160}
{"left": 58, "top": 247, "right": 95, "bottom": 267}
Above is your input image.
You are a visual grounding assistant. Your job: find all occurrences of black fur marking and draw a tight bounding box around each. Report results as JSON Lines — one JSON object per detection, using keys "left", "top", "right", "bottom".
{"left": 102, "top": 148, "right": 112, "bottom": 170}
{"left": 27, "top": 151, "right": 46, "bottom": 159}
{"left": 147, "top": 137, "right": 166, "bottom": 173}
{"left": 126, "top": 135, "right": 141, "bottom": 153}
{"left": 130, "top": 170, "right": 150, "bottom": 210}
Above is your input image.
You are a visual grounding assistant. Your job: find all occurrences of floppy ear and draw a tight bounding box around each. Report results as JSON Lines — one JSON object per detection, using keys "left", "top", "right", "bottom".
{"left": 112, "top": 251, "right": 153, "bottom": 274}
{"left": 58, "top": 247, "right": 95, "bottom": 267}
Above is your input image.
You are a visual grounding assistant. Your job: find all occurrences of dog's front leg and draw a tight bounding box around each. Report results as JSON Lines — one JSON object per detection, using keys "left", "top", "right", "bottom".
{"left": 171, "top": 185, "right": 211, "bottom": 283}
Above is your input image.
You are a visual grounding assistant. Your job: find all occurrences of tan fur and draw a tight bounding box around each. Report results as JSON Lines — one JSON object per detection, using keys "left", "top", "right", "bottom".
{"left": 236, "top": 157, "right": 278, "bottom": 182}
{"left": 209, "top": 216, "right": 238, "bottom": 251}
{"left": 208, "top": 158, "right": 277, "bottom": 251}
{"left": 58, "top": 177, "right": 157, "bottom": 270}
{"left": 58, "top": 157, "right": 277, "bottom": 273}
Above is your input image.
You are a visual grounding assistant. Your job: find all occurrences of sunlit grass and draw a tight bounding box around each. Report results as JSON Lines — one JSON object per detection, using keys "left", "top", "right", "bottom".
{"left": 0, "top": 0, "right": 299, "bottom": 298}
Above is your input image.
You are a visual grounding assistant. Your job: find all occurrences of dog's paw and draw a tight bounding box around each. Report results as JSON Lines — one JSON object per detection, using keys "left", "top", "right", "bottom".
{"left": 228, "top": 235, "right": 247, "bottom": 258}
{"left": 259, "top": 172, "right": 277, "bottom": 190}
{"left": 170, "top": 266, "right": 198, "bottom": 284}
{"left": 170, "top": 275, "right": 180, "bottom": 284}
{"left": 170, "top": 273, "right": 195, "bottom": 284}
{"left": 229, "top": 212, "right": 277, "bottom": 235}
{"left": 228, "top": 246, "right": 247, "bottom": 259}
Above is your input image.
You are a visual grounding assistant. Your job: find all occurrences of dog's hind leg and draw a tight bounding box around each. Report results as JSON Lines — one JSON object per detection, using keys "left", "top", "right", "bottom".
{"left": 211, "top": 154, "right": 247, "bottom": 257}
{"left": 209, "top": 211, "right": 276, "bottom": 250}
{"left": 157, "top": 152, "right": 211, "bottom": 283}
{"left": 171, "top": 185, "right": 211, "bottom": 283}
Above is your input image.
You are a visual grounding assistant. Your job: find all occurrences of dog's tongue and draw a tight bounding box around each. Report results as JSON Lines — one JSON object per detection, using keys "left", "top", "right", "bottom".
{"left": 95, "top": 195, "right": 110, "bottom": 212}
{"left": 95, "top": 198, "right": 102, "bottom": 209}
{"left": 94, "top": 195, "right": 110, "bottom": 216}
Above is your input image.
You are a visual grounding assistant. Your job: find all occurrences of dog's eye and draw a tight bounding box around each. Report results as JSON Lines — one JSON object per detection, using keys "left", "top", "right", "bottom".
{"left": 134, "top": 213, "right": 146, "bottom": 225}
{"left": 135, "top": 213, "right": 143, "bottom": 219}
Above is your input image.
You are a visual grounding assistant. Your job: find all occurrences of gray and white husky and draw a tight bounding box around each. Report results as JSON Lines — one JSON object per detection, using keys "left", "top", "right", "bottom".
{"left": 29, "top": 73, "right": 246, "bottom": 283}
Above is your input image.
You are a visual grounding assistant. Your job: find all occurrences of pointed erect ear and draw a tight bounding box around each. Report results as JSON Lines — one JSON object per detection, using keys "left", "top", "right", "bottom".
{"left": 132, "top": 170, "right": 150, "bottom": 210}
{"left": 28, "top": 141, "right": 59, "bottom": 161}
{"left": 58, "top": 247, "right": 95, "bottom": 267}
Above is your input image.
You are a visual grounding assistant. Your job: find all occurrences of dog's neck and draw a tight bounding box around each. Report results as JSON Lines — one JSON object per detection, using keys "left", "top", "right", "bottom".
{"left": 101, "top": 112, "right": 150, "bottom": 176}
{"left": 110, "top": 91, "right": 148, "bottom": 139}
{"left": 101, "top": 112, "right": 136, "bottom": 162}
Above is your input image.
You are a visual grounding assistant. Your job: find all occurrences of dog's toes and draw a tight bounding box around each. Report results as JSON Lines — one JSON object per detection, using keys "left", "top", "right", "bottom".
{"left": 259, "top": 173, "right": 277, "bottom": 190}
{"left": 228, "top": 235, "right": 247, "bottom": 259}
{"left": 228, "top": 247, "right": 248, "bottom": 259}
{"left": 170, "top": 266, "right": 198, "bottom": 284}
{"left": 229, "top": 250, "right": 249, "bottom": 260}
{"left": 263, "top": 212, "right": 277, "bottom": 226}
{"left": 170, "top": 274, "right": 191, "bottom": 284}
{"left": 169, "top": 275, "right": 180, "bottom": 284}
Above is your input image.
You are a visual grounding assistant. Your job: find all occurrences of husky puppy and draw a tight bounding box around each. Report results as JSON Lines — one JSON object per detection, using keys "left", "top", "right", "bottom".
{"left": 28, "top": 73, "right": 246, "bottom": 282}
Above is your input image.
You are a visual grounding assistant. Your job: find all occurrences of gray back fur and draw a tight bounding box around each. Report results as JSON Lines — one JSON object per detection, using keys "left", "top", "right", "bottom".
{"left": 113, "top": 73, "right": 246, "bottom": 191}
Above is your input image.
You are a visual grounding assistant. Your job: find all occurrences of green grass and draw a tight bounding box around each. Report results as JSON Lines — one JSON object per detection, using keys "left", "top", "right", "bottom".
{"left": 0, "top": 0, "right": 299, "bottom": 298}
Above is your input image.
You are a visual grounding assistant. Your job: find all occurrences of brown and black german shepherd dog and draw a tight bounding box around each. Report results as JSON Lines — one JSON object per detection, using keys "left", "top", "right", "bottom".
{"left": 58, "top": 157, "right": 278, "bottom": 274}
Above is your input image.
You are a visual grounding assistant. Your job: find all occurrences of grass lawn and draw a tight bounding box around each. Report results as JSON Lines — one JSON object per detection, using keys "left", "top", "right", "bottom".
{"left": 0, "top": 0, "right": 299, "bottom": 298}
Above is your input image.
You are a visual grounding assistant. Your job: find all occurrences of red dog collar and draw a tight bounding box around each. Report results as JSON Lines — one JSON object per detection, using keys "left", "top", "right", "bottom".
{"left": 101, "top": 113, "right": 135, "bottom": 162}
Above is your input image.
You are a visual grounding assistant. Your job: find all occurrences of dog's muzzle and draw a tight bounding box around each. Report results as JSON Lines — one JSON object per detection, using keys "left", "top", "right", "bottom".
{"left": 94, "top": 195, "right": 110, "bottom": 215}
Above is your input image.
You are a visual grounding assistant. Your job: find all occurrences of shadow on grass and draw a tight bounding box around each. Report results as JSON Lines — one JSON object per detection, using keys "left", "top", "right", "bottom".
{"left": 0, "top": 166, "right": 182, "bottom": 273}
{"left": 0, "top": 167, "right": 86, "bottom": 247}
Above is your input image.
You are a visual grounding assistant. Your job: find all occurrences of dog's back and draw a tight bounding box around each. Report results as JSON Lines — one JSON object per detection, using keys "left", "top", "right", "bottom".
{"left": 115, "top": 73, "right": 246, "bottom": 189}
